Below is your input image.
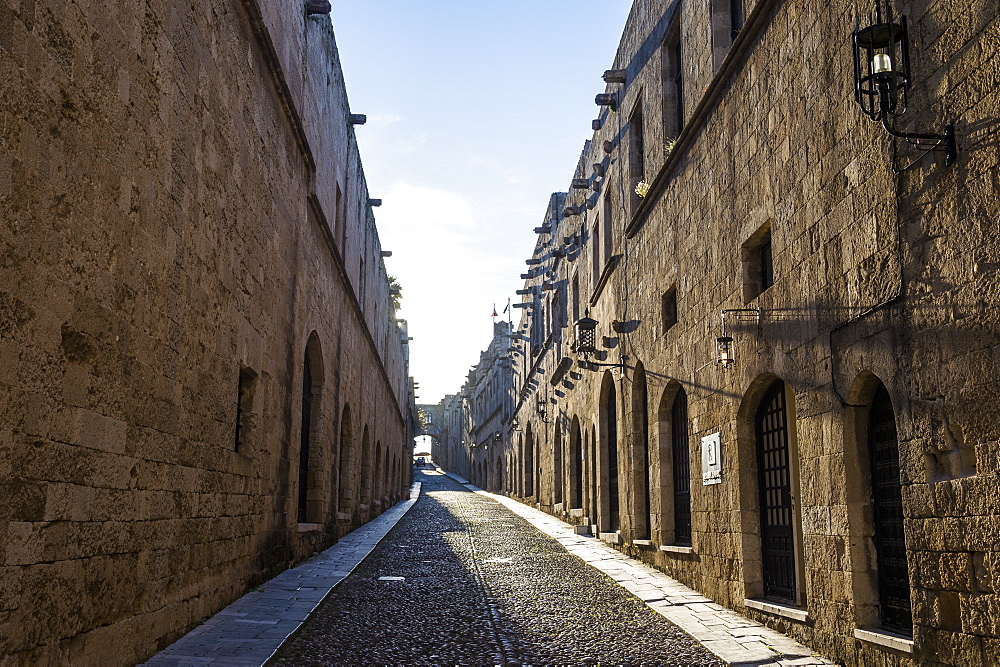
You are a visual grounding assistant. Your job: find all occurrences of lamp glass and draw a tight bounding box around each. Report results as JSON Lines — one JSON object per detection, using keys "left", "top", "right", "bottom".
{"left": 716, "top": 336, "right": 735, "bottom": 367}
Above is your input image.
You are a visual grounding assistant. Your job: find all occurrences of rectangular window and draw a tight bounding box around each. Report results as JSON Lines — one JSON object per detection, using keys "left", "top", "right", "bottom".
{"left": 335, "top": 184, "right": 346, "bottom": 251}
{"left": 591, "top": 220, "right": 601, "bottom": 288}
{"left": 661, "top": 286, "right": 678, "bottom": 334}
{"left": 572, "top": 274, "right": 580, "bottom": 324}
{"left": 628, "top": 101, "right": 646, "bottom": 213}
{"left": 235, "top": 367, "right": 257, "bottom": 452}
{"left": 731, "top": 0, "right": 745, "bottom": 42}
{"left": 602, "top": 193, "right": 614, "bottom": 268}
{"left": 741, "top": 223, "right": 774, "bottom": 302}
{"left": 662, "top": 22, "right": 684, "bottom": 141}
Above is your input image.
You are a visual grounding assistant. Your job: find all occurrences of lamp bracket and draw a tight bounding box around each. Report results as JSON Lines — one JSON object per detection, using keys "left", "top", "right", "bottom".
{"left": 720, "top": 308, "right": 762, "bottom": 335}
{"left": 883, "top": 119, "right": 956, "bottom": 173}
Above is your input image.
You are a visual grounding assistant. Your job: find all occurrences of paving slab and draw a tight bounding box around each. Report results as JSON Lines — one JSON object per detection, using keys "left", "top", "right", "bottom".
{"left": 442, "top": 470, "right": 838, "bottom": 667}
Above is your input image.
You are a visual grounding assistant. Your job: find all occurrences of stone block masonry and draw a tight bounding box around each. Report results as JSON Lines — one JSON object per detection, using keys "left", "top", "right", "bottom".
{"left": 0, "top": 0, "right": 414, "bottom": 663}
{"left": 461, "top": 0, "right": 1000, "bottom": 665}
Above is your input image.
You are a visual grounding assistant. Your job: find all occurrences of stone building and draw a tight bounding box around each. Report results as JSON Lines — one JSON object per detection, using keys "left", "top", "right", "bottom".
{"left": 467, "top": 321, "right": 516, "bottom": 491}
{"left": 1, "top": 1, "right": 413, "bottom": 663}
{"left": 432, "top": 392, "right": 467, "bottom": 474}
{"left": 495, "top": 0, "right": 1000, "bottom": 665}
{"left": 432, "top": 322, "right": 517, "bottom": 486}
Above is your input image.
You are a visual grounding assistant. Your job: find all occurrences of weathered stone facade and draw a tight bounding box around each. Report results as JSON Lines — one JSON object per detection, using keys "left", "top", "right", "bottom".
{"left": 429, "top": 322, "right": 516, "bottom": 488}
{"left": 484, "top": 0, "right": 999, "bottom": 665}
{"left": 0, "top": 0, "right": 412, "bottom": 663}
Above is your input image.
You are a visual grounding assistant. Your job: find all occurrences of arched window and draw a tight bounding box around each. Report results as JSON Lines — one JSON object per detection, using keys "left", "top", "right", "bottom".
{"left": 671, "top": 388, "right": 692, "bottom": 546}
{"left": 755, "top": 380, "right": 797, "bottom": 603}
{"left": 632, "top": 364, "right": 651, "bottom": 540}
{"left": 868, "top": 384, "right": 912, "bottom": 634}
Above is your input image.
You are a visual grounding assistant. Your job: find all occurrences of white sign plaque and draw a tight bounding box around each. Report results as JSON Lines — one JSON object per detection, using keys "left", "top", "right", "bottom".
{"left": 701, "top": 431, "right": 722, "bottom": 485}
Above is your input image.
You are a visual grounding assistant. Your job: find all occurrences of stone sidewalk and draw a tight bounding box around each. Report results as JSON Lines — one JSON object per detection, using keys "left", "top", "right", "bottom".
{"left": 443, "top": 471, "right": 837, "bottom": 667}
{"left": 142, "top": 483, "right": 422, "bottom": 666}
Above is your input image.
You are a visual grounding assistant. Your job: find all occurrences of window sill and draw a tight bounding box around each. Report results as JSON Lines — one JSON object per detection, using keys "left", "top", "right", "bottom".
{"left": 599, "top": 531, "right": 623, "bottom": 545}
{"left": 659, "top": 544, "right": 695, "bottom": 555}
{"left": 297, "top": 522, "right": 323, "bottom": 533}
{"left": 632, "top": 539, "right": 654, "bottom": 547}
{"left": 854, "top": 628, "right": 914, "bottom": 654}
{"left": 336, "top": 512, "right": 352, "bottom": 521}
{"left": 744, "top": 598, "right": 809, "bottom": 622}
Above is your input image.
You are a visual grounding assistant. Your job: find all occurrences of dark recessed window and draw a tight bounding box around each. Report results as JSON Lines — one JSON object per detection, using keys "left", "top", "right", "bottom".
{"left": 235, "top": 367, "right": 257, "bottom": 452}
{"left": 731, "top": 0, "right": 745, "bottom": 42}
{"left": 662, "top": 286, "right": 678, "bottom": 333}
{"left": 742, "top": 224, "right": 774, "bottom": 302}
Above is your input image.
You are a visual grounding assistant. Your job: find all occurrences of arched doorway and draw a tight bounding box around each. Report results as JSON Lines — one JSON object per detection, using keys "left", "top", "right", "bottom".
{"left": 524, "top": 425, "right": 535, "bottom": 497}
{"left": 754, "top": 379, "right": 801, "bottom": 604}
{"left": 553, "top": 419, "right": 563, "bottom": 505}
{"left": 867, "top": 383, "right": 911, "bottom": 633}
{"left": 337, "top": 404, "right": 354, "bottom": 517}
{"left": 632, "top": 363, "right": 651, "bottom": 540}
{"left": 599, "top": 372, "right": 621, "bottom": 532}
{"left": 569, "top": 417, "right": 583, "bottom": 509}
{"left": 298, "top": 333, "right": 324, "bottom": 524}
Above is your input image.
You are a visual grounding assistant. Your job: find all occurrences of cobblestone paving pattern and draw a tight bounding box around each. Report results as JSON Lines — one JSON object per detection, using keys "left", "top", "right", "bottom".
{"left": 274, "top": 469, "right": 722, "bottom": 665}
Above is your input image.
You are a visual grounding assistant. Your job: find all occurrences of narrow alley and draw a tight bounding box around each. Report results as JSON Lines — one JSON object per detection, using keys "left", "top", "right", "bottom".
{"left": 147, "top": 469, "right": 836, "bottom": 665}
{"left": 273, "top": 468, "right": 721, "bottom": 665}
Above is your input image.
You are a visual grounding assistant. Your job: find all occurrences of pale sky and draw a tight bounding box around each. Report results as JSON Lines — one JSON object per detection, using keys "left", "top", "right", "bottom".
{"left": 331, "top": 2, "right": 633, "bottom": 403}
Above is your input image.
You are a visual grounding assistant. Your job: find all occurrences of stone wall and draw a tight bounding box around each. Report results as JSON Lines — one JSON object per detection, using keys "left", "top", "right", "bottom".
{"left": 502, "top": 0, "right": 1000, "bottom": 664}
{"left": 0, "top": 0, "right": 411, "bottom": 662}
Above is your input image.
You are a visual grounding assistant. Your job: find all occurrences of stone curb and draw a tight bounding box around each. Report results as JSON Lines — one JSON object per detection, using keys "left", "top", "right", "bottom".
{"left": 141, "top": 482, "right": 423, "bottom": 666}
{"left": 439, "top": 470, "right": 838, "bottom": 667}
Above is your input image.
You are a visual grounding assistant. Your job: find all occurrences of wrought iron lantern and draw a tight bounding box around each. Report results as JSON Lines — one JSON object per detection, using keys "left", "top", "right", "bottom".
{"left": 852, "top": 0, "right": 956, "bottom": 171}
{"left": 574, "top": 316, "right": 599, "bottom": 355}
{"left": 715, "top": 308, "right": 761, "bottom": 369}
{"left": 716, "top": 336, "right": 735, "bottom": 368}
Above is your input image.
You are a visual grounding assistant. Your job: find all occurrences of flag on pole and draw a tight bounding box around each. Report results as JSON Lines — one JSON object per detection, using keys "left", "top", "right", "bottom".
{"left": 502, "top": 299, "right": 510, "bottom": 314}
{"left": 492, "top": 304, "right": 498, "bottom": 318}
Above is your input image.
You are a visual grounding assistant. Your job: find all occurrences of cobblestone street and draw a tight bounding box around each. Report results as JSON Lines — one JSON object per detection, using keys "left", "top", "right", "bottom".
{"left": 273, "top": 469, "right": 722, "bottom": 665}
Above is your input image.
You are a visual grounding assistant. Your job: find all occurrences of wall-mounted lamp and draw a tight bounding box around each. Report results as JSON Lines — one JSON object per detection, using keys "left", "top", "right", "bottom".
{"left": 573, "top": 316, "right": 599, "bottom": 355}
{"left": 573, "top": 316, "right": 625, "bottom": 373}
{"left": 716, "top": 308, "right": 761, "bottom": 369}
{"left": 716, "top": 336, "right": 735, "bottom": 368}
{"left": 852, "top": 0, "right": 956, "bottom": 172}
{"left": 535, "top": 395, "right": 549, "bottom": 423}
